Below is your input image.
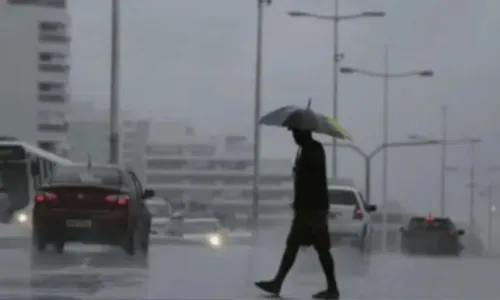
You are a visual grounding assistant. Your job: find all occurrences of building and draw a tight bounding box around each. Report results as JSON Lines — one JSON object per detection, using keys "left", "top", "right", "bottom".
{"left": 67, "top": 101, "right": 149, "bottom": 169}
{"left": 0, "top": 0, "right": 70, "bottom": 153}
{"left": 143, "top": 122, "right": 294, "bottom": 225}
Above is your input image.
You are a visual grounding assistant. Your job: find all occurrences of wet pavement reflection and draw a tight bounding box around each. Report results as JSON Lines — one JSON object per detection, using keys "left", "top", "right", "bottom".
{"left": 0, "top": 240, "right": 498, "bottom": 299}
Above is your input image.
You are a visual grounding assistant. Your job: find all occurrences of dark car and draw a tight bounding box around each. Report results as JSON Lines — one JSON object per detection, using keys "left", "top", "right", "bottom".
{"left": 32, "top": 164, "right": 154, "bottom": 256}
{"left": 399, "top": 216, "right": 465, "bottom": 256}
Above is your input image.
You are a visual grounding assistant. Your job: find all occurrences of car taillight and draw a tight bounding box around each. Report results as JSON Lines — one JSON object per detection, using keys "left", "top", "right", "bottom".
{"left": 353, "top": 208, "right": 363, "bottom": 219}
{"left": 35, "top": 192, "right": 57, "bottom": 203}
{"left": 105, "top": 195, "right": 129, "bottom": 205}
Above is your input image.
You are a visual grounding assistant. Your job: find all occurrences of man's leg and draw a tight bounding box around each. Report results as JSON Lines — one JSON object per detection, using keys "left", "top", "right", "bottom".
{"left": 255, "top": 218, "right": 302, "bottom": 295}
{"left": 311, "top": 216, "right": 339, "bottom": 299}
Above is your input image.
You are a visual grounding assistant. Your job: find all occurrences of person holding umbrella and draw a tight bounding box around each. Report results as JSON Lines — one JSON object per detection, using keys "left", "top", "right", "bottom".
{"left": 254, "top": 102, "right": 351, "bottom": 300}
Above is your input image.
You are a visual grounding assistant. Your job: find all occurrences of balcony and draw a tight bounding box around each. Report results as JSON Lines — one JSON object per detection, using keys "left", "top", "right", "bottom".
{"left": 37, "top": 122, "right": 69, "bottom": 132}
{"left": 39, "top": 35, "right": 70, "bottom": 43}
{"left": 38, "top": 94, "right": 66, "bottom": 103}
{"left": 8, "top": 0, "right": 66, "bottom": 8}
{"left": 39, "top": 63, "right": 69, "bottom": 73}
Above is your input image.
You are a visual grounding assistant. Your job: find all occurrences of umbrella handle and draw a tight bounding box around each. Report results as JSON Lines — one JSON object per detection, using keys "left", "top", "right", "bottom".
{"left": 306, "top": 98, "right": 312, "bottom": 110}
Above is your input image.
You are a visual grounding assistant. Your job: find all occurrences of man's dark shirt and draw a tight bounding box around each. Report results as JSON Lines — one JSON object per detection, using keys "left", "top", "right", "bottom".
{"left": 293, "top": 140, "right": 329, "bottom": 212}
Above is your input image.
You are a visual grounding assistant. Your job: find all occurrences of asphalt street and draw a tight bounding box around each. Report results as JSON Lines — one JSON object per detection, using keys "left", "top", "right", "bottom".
{"left": 0, "top": 236, "right": 498, "bottom": 299}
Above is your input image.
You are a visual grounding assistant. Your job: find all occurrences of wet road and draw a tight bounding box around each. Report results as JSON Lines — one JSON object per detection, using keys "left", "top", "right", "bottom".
{"left": 0, "top": 240, "right": 498, "bottom": 300}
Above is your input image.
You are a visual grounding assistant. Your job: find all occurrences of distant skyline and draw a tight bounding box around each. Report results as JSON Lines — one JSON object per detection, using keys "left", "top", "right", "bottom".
{"left": 69, "top": 0, "right": 500, "bottom": 220}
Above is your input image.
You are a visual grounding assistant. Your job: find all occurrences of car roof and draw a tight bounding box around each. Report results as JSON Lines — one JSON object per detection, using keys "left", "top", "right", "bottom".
{"left": 327, "top": 185, "right": 359, "bottom": 192}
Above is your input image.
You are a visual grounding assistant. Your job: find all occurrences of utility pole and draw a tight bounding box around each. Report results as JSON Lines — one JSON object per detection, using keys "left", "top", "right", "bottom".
{"left": 331, "top": 0, "right": 340, "bottom": 180}
{"left": 439, "top": 104, "right": 448, "bottom": 216}
{"left": 468, "top": 141, "right": 476, "bottom": 230}
{"left": 252, "top": 0, "right": 267, "bottom": 231}
{"left": 487, "top": 182, "right": 493, "bottom": 251}
{"left": 109, "top": 0, "right": 121, "bottom": 164}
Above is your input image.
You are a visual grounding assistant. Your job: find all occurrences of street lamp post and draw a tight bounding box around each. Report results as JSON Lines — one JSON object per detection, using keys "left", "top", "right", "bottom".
{"left": 324, "top": 140, "right": 439, "bottom": 251}
{"left": 340, "top": 57, "right": 433, "bottom": 223}
{"left": 476, "top": 166, "right": 500, "bottom": 251}
{"left": 287, "top": 4, "right": 385, "bottom": 180}
{"left": 252, "top": 0, "right": 271, "bottom": 233}
{"left": 109, "top": 0, "right": 121, "bottom": 164}
{"left": 439, "top": 138, "right": 481, "bottom": 230}
{"left": 412, "top": 136, "right": 481, "bottom": 223}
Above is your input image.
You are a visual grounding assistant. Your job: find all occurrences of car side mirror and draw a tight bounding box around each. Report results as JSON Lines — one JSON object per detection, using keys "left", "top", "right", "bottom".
{"left": 142, "top": 189, "right": 155, "bottom": 199}
{"left": 457, "top": 229, "right": 465, "bottom": 236}
{"left": 366, "top": 204, "right": 377, "bottom": 212}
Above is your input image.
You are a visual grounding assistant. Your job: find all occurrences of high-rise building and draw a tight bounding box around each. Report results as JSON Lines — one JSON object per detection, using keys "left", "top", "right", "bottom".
{"left": 0, "top": 0, "right": 70, "bottom": 153}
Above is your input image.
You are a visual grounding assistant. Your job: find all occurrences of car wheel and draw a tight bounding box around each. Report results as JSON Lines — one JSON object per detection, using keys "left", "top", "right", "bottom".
{"left": 140, "top": 223, "right": 150, "bottom": 255}
{"left": 32, "top": 230, "right": 46, "bottom": 252}
{"left": 122, "top": 228, "right": 137, "bottom": 256}
{"left": 54, "top": 241, "right": 65, "bottom": 254}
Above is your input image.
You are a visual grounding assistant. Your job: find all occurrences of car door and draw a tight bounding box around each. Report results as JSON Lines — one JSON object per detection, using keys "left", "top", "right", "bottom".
{"left": 128, "top": 171, "right": 151, "bottom": 227}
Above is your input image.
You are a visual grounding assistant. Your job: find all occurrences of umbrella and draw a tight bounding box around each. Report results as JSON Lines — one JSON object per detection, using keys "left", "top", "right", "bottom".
{"left": 259, "top": 105, "right": 352, "bottom": 140}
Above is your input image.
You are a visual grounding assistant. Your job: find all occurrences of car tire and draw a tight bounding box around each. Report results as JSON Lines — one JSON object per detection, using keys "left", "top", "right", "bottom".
{"left": 32, "top": 230, "right": 46, "bottom": 252}
{"left": 54, "top": 241, "right": 65, "bottom": 254}
{"left": 141, "top": 223, "right": 150, "bottom": 255}
{"left": 123, "top": 229, "right": 137, "bottom": 256}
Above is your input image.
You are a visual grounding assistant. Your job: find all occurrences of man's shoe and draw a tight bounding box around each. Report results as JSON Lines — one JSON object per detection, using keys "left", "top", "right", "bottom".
{"left": 312, "top": 289, "right": 340, "bottom": 299}
{"left": 254, "top": 280, "right": 281, "bottom": 296}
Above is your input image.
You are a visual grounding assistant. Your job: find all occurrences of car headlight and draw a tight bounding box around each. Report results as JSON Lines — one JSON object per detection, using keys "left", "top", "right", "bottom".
{"left": 16, "top": 212, "right": 28, "bottom": 224}
{"left": 207, "top": 234, "right": 222, "bottom": 248}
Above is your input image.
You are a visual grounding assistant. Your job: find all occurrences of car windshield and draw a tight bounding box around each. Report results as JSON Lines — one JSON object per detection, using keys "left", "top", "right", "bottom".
{"left": 182, "top": 220, "right": 219, "bottom": 234}
{"left": 48, "top": 166, "right": 123, "bottom": 187}
{"left": 408, "top": 217, "right": 454, "bottom": 231}
{"left": 328, "top": 189, "right": 357, "bottom": 206}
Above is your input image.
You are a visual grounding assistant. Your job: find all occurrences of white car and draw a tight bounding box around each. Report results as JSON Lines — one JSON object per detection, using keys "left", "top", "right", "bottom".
{"left": 145, "top": 198, "right": 172, "bottom": 235}
{"left": 327, "top": 185, "right": 377, "bottom": 251}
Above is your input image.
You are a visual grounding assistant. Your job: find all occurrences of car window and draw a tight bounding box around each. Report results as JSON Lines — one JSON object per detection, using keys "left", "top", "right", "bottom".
{"left": 328, "top": 189, "right": 358, "bottom": 206}
{"left": 408, "top": 217, "right": 453, "bottom": 231}
{"left": 49, "top": 166, "right": 123, "bottom": 187}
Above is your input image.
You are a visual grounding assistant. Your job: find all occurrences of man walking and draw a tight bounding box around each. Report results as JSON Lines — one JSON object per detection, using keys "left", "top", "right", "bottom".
{"left": 255, "top": 129, "right": 340, "bottom": 299}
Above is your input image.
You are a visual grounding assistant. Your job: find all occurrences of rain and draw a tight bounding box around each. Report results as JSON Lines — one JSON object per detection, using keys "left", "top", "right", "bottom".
{"left": 1, "top": 0, "right": 500, "bottom": 299}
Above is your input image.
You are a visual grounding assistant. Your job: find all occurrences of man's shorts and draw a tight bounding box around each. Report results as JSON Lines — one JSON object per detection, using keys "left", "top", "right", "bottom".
{"left": 286, "top": 211, "right": 330, "bottom": 249}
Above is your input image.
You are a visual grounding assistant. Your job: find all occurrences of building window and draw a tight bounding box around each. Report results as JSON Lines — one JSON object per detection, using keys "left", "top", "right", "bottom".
{"left": 38, "top": 81, "right": 66, "bottom": 103}
{"left": 123, "top": 142, "right": 135, "bottom": 151}
{"left": 146, "top": 145, "right": 183, "bottom": 156}
{"left": 37, "top": 123, "right": 68, "bottom": 132}
{"left": 39, "top": 21, "right": 69, "bottom": 43}
{"left": 37, "top": 111, "right": 68, "bottom": 132}
{"left": 38, "top": 51, "right": 68, "bottom": 73}
{"left": 185, "top": 144, "right": 215, "bottom": 156}
{"left": 38, "top": 94, "right": 66, "bottom": 103}
{"left": 8, "top": 0, "right": 66, "bottom": 8}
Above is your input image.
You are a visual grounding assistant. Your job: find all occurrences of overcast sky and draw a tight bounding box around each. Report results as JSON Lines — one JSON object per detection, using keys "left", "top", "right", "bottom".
{"left": 69, "top": 0, "right": 500, "bottom": 221}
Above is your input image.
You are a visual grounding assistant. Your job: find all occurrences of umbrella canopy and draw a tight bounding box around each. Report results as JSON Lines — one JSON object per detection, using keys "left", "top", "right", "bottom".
{"left": 259, "top": 105, "right": 352, "bottom": 140}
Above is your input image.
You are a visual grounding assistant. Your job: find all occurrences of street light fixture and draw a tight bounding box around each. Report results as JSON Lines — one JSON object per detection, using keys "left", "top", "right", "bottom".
{"left": 408, "top": 133, "right": 481, "bottom": 220}
{"left": 324, "top": 139, "right": 438, "bottom": 252}
{"left": 342, "top": 53, "right": 434, "bottom": 234}
{"left": 361, "top": 11, "right": 386, "bottom": 17}
{"left": 287, "top": 11, "right": 311, "bottom": 17}
{"left": 287, "top": 4, "right": 385, "bottom": 181}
